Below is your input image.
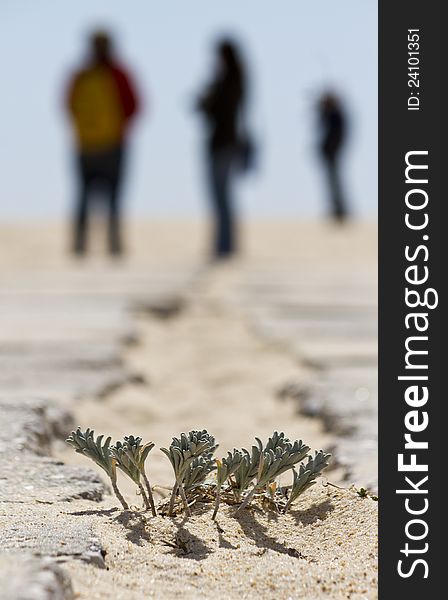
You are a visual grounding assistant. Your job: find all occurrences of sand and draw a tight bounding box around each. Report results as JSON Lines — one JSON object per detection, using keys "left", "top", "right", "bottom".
{"left": 0, "top": 219, "right": 378, "bottom": 599}
{"left": 56, "top": 261, "right": 334, "bottom": 493}
{"left": 63, "top": 486, "right": 377, "bottom": 600}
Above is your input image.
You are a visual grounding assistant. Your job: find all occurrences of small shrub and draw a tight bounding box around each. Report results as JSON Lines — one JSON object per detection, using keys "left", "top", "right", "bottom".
{"left": 232, "top": 445, "right": 261, "bottom": 502}
{"left": 110, "top": 436, "right": 157, "bottom": 516}
{"left": 235, "top": 433, "right": 310, "bottom": 513}
{"left": 183, "top": 451, "right": 216, "bottom": 493}
{"left": 284, "top": 450, "right": 331, "bottom": 512}
{"left": 66, "top": 428, "right": 129, "bottom": 510}
{"left": 213, "top": 449, "right": 244, "bottom": 519}
{"left": 66, "top": 429, "right": 157, "bottom": 513}
{"left": 67, "top": 428, "right": 330, "bottom": 518}
{"left": 160, "top": 430, "right": 218, "bottom": 516}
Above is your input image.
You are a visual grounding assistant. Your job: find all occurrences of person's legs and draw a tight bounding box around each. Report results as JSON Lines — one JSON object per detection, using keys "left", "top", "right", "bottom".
{"left": 73, "top": 155, "right": 91, "bottom": 255}
{"left": 106, "top": 146, "right": 124, "bottom": 255}
{"left": 326, "top": 157, "right": 347, "bottom": 221}
{"left": 209, "top": 148, "right": 236, "bottom": 257}
{"left": 108, "top": 180, "right": 122, "bottom": 255}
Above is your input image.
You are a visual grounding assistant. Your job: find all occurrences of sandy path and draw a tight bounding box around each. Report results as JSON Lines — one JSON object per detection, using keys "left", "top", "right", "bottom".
{"left": 55, "top": 261, "right": 376, "bottom": 600}
{"left": 1, "top": 220, "right": 377, "bottom": 599}
{"left": 57, "top": 262, "right": 332, "bottom": 497}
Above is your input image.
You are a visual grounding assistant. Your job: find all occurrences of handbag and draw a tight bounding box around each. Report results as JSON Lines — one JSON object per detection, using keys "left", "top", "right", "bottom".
{"left": 237, "top": 132, "right": 257, "bottom": 173}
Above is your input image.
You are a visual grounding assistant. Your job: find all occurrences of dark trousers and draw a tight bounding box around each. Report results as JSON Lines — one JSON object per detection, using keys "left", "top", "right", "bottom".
{"left": 73, "top": 145, "right": 124, "bottom": 255}
{"left": 208, "top": 146, "right": 237, "bottom": 258}
{"left": 324, "top": 156, "right": 347, "bottom": 221}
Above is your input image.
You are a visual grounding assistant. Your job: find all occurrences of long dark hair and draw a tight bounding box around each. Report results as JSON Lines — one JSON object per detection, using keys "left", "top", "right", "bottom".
{"left": 217, "top": 38, "right": 245, "bottom": 103}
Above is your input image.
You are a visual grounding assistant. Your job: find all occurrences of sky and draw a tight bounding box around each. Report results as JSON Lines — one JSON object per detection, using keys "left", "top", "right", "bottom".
{"left": 0, "top": 0, "right": 377, "bottom": 219}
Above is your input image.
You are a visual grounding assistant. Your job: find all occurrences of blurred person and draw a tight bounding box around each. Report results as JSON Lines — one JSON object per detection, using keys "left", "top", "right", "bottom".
{"left": 318, "top": 91, "right": 348, "bottom": 222}
{"left": 66, "top": 30, "right": 140, "bottom": 255}
{"left": 196, "top": 38, "right": 253, "bottom": 260}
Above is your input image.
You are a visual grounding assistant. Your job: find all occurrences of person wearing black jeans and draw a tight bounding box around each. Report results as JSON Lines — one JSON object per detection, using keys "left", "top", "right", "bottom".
{"left": 75, "top": 145, "right": 124, "bottom": 255}
{"left": 197, "top": 38, "right": 247, "bottom": 259}
{"left": 66, "top": 30, "right": 139, "bottom": 255}
{"left": 318, "top": 92, "right": 348, "bottom": 222}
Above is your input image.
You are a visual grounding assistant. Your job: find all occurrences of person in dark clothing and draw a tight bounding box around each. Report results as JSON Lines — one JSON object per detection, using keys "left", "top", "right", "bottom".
{"left": 318, "top": 92, "right": 348, "bottom": 222}
{"left": 66, "top": 30, "right": 140, "bottom": 255}
{"left": 197, "top": 38, "right": 247, "bottom": 259}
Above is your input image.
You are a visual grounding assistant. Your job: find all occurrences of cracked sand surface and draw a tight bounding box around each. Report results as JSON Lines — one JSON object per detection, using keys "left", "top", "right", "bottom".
{"left": 1, "top": 221, "right": 377, "bottom": 599}
{"left": 56, "top": 263, "right": 377, "bottom": 599}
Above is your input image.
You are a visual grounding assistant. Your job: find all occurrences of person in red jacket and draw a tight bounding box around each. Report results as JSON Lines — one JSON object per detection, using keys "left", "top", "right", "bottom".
{"left": 66, "top": 30, "right": 140, "bottom": 255}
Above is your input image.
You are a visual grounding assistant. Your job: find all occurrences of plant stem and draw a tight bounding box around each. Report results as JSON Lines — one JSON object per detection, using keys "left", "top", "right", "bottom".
{"left": 142, "top": 472, "right": 157, "bottom": 517}
{"left": 212, "top": 487, "right": 221, "bottom": 520}
{"left": 168, "top": 482, "right": 179, "bottom": 516}
{"left": 111, "top": 478, "right": 129, "bottom": 510}
{"left": 236, "top": 486, "right": 257, "bottom": 513}
{"left": 138, "top": 482, "right": 151, "bottom": 511}
{"left": 178, "top": 483, "right": 191, "bottom": 516}
{"left": 228, "top": 476, "right": 240, "bottom": 502}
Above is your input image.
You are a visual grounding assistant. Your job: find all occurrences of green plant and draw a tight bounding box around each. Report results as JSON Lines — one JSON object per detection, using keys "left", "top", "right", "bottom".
{"left": 213, "top": 449, "right": 244, "bottom": 520}
{"left": 236, "top": 433, "right": 310, "bottom": 512}
{"left": 110, "top": 436, "right": 157, "bottom": 516}
{"left": 66, "top": 428, "right": 331, "bottom": 519}
{"left": 183, "top": 451, "right": 216, "bottom": 493}
{"left": 161, "top": 430, "right": 218, "bottom": 516}
{"left": 232, "top": 445, "right": 262, "bottom": 501}
{"left": 66, "top": 428, "right": 129, "bottom": 510}
{"left": 355, "top": 487, "right": 378, "bottom": 501}
{"left": 123, "top": 436, "right": 157, "bottom": 514}
{"left": 284, "top": 450, "right": 331, "bottom": 512}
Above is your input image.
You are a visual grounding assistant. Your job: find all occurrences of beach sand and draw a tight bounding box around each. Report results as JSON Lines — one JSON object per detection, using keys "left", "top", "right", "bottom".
{"left": 63, "top": 485, "right": 377, "bottom": 600}
{"left": 0, "top": 219, "right": 377, "bottom": 599}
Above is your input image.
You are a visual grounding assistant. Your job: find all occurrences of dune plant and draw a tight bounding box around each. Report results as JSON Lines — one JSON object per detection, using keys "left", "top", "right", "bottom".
{"left": 183, "top": 451, "right": 216, "bottom": 493}
{"left": 284, "top": 450, "right": 331, "bottom": 512}
{"left": 212, "top": 449, "right": 244, "bottom": 519}
{"left": 122, "top": 436, "right": 157, "bottom": 515}
{"left": 232, "top": 445, "right": 262, "bottom": 501}
{"left": 235, "top": 433, "right": 310, "bottom": 512}
{"left": 264, "top": 431, "right": 308, "bottom": 457}
{"left": 110, "top": 436, "right": 157, "bottom": 516}
{"left": 67, "top": 428, "right": 330, "bottom": 518}
{"left": 66, "top": 427, "right": 129, "bottom": 510}
{"left": 161, "top": 430, "right": 218, "bottom": 516}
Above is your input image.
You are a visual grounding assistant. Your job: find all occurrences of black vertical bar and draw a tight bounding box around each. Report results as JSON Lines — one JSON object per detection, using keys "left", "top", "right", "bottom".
{"left": 379, "top": 1, "right": 446, "bottom": 596}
